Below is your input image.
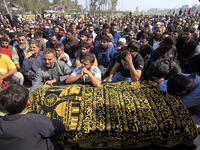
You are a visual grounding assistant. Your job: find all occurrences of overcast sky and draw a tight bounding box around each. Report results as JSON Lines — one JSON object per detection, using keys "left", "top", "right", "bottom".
{"left": 78, "top": 0, "right": 199, "bottom": 11}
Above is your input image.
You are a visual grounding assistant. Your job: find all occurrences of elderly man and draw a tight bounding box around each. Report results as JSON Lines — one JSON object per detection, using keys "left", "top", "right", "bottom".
{"left": 30, "top": 48, "right": 72, "bottom": 93}
{"left": 12, "top": 33, "right": 29, "bottom": 73}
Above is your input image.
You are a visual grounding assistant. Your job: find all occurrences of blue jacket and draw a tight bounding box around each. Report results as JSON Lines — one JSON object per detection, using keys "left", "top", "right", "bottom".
{"left": 112, "top": 32, "right": 121, "bottom": 46}
{"left": 94, "top": 44, "right": 115, "bottom": 69}
{"left": 22, "top": 51, "right": 43, "bottom": 72}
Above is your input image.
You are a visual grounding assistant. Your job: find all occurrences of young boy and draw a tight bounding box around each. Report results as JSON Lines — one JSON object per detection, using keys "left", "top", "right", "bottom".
{"left": 0, "top": 84, "right": 65, "bottom": 150}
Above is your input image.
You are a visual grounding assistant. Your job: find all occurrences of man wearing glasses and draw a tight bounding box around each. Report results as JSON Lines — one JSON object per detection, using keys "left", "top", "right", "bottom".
{"left": 105, "top": 41, "right": 144, "bottom": 82}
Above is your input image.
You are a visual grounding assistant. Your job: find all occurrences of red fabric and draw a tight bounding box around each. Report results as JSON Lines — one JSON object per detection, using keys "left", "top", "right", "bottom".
{"left": 0, "top": 48, "right": 12, "bottom": 59}
{"left": 2, "top": 81, "right": 8, "bottom": 89}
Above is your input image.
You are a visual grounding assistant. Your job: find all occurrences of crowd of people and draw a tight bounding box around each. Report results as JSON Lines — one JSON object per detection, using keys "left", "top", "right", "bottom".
{"left": 0, "top": 11, "right": 200, "bottom": 149}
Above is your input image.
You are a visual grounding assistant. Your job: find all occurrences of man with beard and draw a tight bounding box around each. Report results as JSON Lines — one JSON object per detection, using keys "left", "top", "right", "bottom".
{"left": 110, "top": 24, "right": 121, "bottom": 47}
{"left": 139, "top": 33, "right": 153, "bottom": 71}
{"left": 94, "top": 23, "right": 114, "bottom": 46}
{"left": 9, "top": 32, "right": 18, "bottom": 47}
{"left": 105, "top": 41, "right": 144, "bottom": 82}
{"left": 74, "top": 31, "right": 94, "bottom": 55}
{"left": 30, "top": 48, "right": 72, "bottom": 93}
{"left": 149, "top": 26, "right": 163, "bottom": 47}
{"left": 152, "top": 36, "right": 177, "bottom": 62}
{"left": 74, "top": 41, "right": 97, "bottom": 68}
{"left": 88, "top": 24, "right": 97, "bottom": 41}
{"left": 136, "top": 24, "right": 151, "bottom": 41}
{"left": 46, "top": 33, "right": 59, "bottom": 49}
{"left": 62, "top": 28, "right": 79, "bottom": 59}
{"left": 65, "top": 53, "right": 101, "bottom": 88}
{"left": 58, "top": 28, "right": 65, "bottom": 42}
{"left": 94, "top": 35, "right": 114, "bottom": 77}
{"left": 12, "top": 33, "right": 30, "bottom": 74}
{"left": 54, "top": 43, "right": 72, "bottom": 67}
{"left": 176, "top": 27, "right": 197, "bottom": 71}
{"left": 159, "top": 73, "right": 200, "bottom": 126}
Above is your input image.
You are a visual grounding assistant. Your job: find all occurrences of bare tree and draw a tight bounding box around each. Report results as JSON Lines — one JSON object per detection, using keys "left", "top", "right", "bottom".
{"left": 88, "top": 0, "right": 118, "bottom": 16}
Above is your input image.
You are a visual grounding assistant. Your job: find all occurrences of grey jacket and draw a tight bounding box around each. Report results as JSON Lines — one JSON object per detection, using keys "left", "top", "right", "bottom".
{"left": 30, "top": 60, "right": 72, "bottom": 93}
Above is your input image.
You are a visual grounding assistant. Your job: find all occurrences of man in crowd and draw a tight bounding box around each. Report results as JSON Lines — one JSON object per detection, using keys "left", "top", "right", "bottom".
{"left": 106, "top": 41, "right": 144, "bottom": 82}
{"left": 12, "top": 33, "right": 29, "bottom": 72}
{"left": 94, "top": 23, "right": 114, "bottom": 46}
{"left": 110, "top": 24, "right": 121, "bottom": 46}
{"left": 34, "top": 32, "right": 46, "bottom": 51}
{"left": 176, "top": 27, "right": 197, "bottom": 71}
{"left": 30, "top": 48, "right": 72, "bottom": 93}
{"left": 65, "top": 53, "right": 101, "bottom": 88}
{"left": 46, "top": 33, "right": 59, "bottom": 49}
{"left": 94, "top": 35, "right": 114, "bottom": 77}
{"left": 159, "top": 73, "right": 200, "bottom": 125}
{"left": 54, "top": 43, "right": 72, "bottom": 67}
{"left": 62, "top": 28, "right": 79, "bottom": 59}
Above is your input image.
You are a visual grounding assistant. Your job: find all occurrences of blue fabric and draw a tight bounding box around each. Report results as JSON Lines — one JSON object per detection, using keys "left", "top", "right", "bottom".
{"left": 112, "top": 33, "right": 121, "bottom": 46}
{"left": 22, "top": 51, "right": 43, "bottom": 72}
{"left": 94, "top": 44, "right": 115, "bottom": 69}
{"left": 159, "top": 74, "right": 200, "bottom": 124}
{"left": 103, "top": 72, "right": 134, "bottom": 82}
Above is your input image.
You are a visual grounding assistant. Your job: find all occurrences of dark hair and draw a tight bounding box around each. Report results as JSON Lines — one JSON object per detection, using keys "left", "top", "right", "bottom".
{"left": 16, "top": 25, "right": 21, "bottom": 29}
{"left": 3, "top": 29, "right": 9, "bottom": 35}
{"left": 9, "top": 32, "right": 17, "bottom": 39}
{"left": 154, "top": 60, "right": 170, "bottom": 78}
{"left": 184, "top": 27, "right": 193, "bottom": 33}
{"left": 17, "top": 32, "right": 27, "bottom": 38}
{"left": 144, "top": 23, "right": 150, "bottom": 28}
{"left": 54, "top": 42, "right": 64, "bottom": 50}
{"left": 80, "top": 41, "right": 90, "bottom": 49}
{"left": 103, "top": 24, "right": 110, "bottom": 29}
{"left": 167, "top": 26, "right": 175, "bottom": 32}
{"left": 111, "top": 24, "right": 117, "bottom": 27}
{"left": 50, "top": 33, "right": 58, "bottom": 39}
{"left": 59, "top": 28, "right": 64, "bottom": 32}
{"left": 34, "top": 31, "right": 42, "bottom": 37}
{"left": 87, "top": 24, "right": 93, "bottom": 28}
{"left": 66, "top": 28, "right": 74, "bottom": 35}
{"left": 127, "top": 41, "right": 140, "bottom": 52}
{"left": 99, "top": 22, "right": 103, "bottom": 25}
{"left": 167, "top": 74, "right": 190, "bottom": 95}
{"left": 79, "top": 30, "right": 89, "bottom": 37}
{"left": 164, "top": 36, "right": 176, "bottom": 45}
{"left": 82, "top": 52, "right": 95, "bottom": 63}
{"left": 30, "top": 28, "right": 35, "bottom": 31}
{"left": 101, "top": 35, "right": 110, "bottom": 42}
{"left": 0, "top": 84, "right": 29, "bottom": 114}
{"left": 0, "top": 37, "right": 9, "bottom": 42}
{"left": 140, "top": 33, "right": 149, "bottom": 40}
{"left": 124, "top": 27, "right": 131, "bottom": 33}
{"left": 53, "top": 26, "right": 60, "bottom": 31}
{"left": 87, "top": 34, "right": 93, "bottom": 39}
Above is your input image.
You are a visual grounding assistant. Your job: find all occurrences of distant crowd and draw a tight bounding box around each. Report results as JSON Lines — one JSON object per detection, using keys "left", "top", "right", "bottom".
{"left": 0, "top": 10, "right": 200, "bottom": 149}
